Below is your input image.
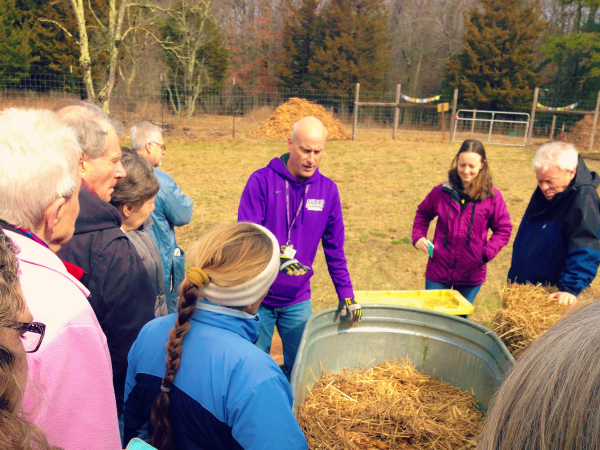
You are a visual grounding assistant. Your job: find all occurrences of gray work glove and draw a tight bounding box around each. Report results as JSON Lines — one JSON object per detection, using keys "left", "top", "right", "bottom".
{"left": 279, "top": 255, "right": 310, "bottom": 276}
{"left": 336, "top": 298, "right": 362, "bottom": 324}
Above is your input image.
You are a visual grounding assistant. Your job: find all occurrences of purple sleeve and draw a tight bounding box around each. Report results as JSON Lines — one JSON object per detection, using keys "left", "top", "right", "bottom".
{"left": 482, "top": 190, "right": 513, "bottom": 263}
{"left": 238, "top": 172, "right": 267, "bottom": 225}
{"left": 322, "top": 187, "right": 354, "bottom": 300}
{"left": 412, "top": 188, "right": 438, "bottom": 246}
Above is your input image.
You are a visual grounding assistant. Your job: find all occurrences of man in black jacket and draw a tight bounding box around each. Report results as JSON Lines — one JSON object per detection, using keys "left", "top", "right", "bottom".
{"left": 55, "top": 101, "right": 155, "bottom": 433}
{"left": 508, "top": 142, "right": 600, "bottom": 305}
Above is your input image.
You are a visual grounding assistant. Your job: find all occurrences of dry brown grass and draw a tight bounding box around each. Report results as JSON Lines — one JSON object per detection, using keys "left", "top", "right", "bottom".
{"left": 3, "top": 99, "right": 600, "bottom": 325}
{"left": 156, "top": 124, "right": 600, "bottom": 325}
{"left": 155, "top": 121, "right": 600, "bottom": 326}
{"left": 298, "top": 359, "right": 483, "bottom": 450}
{"left": 492, "top": 282, "right": 600, "bottom": 356}
{"left": 491, "top": 283, "right": 564, "bottom": 357}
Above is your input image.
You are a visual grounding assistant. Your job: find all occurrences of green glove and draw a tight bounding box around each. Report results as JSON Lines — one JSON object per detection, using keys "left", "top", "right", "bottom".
{"left": 336, "top": 298, "right": 362, "bottom": 324}
{"left": 279, "top": 254, "right": 310, "bottom": 276}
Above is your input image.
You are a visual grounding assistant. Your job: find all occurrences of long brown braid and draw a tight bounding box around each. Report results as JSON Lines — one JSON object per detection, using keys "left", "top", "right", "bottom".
{"left": 149, "top": 279, "right": 200, "bottom": 450}
{"left": 148, "top": 223, "right": 273, "bottom": 450}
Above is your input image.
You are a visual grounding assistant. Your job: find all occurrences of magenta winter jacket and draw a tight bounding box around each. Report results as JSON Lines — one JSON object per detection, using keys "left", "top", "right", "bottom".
{"left": 412, "top": 181, "right": 512, "bottom": 286}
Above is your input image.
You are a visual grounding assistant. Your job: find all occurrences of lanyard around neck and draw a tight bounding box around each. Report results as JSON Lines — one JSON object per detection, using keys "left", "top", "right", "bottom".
{"left": 285, "top": 180, "right": 309, "bottom": 246}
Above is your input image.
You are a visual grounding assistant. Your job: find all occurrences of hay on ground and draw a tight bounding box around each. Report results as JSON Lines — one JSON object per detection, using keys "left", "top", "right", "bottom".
{"left": 298, "top": 359, "right": 483, "bottom": 450}
{"left": 492, "top": 282, "right": 599, "bottom": 357}
{"left": 566, "top": 115, "right": 600, "bottom": 152}
{"left": 250, "top": 98, "right": 352, "bottom": 141}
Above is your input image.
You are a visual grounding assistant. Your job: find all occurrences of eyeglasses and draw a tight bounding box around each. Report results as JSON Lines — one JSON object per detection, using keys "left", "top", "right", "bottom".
{"left": 6, "top": 322, "right": 46, "bottom": 353}
{"left": 151, "top": 142, "right": 167, "bottom": 152}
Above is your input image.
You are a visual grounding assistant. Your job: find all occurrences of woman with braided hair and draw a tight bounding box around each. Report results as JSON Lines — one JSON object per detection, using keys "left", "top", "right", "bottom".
{"left": 123, "top": 222, "right": 308, "bottom": 450}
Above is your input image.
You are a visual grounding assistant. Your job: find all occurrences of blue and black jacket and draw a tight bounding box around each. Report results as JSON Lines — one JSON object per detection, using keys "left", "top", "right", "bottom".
{"left": 123, "top": 301, "right": 308, "bottom": 450}
{"left": 508, "top": 156, "right": 600, "bottom": 295}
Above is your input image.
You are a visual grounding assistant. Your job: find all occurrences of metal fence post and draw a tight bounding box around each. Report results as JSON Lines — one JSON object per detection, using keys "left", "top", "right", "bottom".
{"left": 527, "top": 87, "right": 539, "bottom": 146}
{"left": 392, "top": 84, "right": 401, "bottom": 140}
{"left": 352, "top": 83, "right": 360, "bottom": 141}
{"left": 588, "top": 90, "right": 600, "bottom": 152}
{"left": 471, "top": 110, "right": 476, "bottom": 135}
{"left": 160, "top": 74, "right": 163, "bottom": 129}
{"left": 550, "top": 115, "right": 556, "bottom": 140}
{"left": 232, "top": 77, "right": 236, "bottom": 139}
{"left": 450, "top": 88, "right": 458, "bottom": 143}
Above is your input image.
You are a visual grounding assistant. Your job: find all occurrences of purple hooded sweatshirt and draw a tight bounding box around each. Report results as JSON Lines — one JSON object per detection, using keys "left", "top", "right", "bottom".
{"left": 412, "top": 181, "right": 512, "bottom": 286}
{"left": 238, "top": 155, "right": 354, "bottom": 307}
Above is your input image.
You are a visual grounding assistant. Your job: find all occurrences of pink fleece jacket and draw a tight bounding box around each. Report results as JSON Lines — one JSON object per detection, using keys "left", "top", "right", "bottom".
{"left": 6, "top": 230, "right": 121, "bottom": 450}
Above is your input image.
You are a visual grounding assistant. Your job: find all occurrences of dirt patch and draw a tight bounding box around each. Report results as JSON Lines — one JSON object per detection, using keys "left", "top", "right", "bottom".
{"left": 270, "top": 336, "right": 283, "bottom": 366}
{"left": 250, "top": 97, "right": 352, "bottom": 141}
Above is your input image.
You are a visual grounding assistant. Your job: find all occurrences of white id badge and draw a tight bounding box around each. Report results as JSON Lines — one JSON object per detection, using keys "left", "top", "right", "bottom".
{"left": 283, "top": 246, "right": 297, "bottom": 259}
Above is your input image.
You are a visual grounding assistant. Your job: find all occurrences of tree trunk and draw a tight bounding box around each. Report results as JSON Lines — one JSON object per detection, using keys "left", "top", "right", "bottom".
{"left": 70, "top": 0, "right": 95, "bottom": 101}
{"left": 98, "top": 0, "right": 128, "bottom": 113}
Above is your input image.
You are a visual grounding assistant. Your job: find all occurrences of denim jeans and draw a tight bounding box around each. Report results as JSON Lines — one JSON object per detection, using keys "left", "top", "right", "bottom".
{"left": 256, "top": 299, "right": 313, "bottom": 380}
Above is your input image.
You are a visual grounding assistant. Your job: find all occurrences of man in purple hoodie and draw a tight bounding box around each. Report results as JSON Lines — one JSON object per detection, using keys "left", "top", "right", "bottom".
{"left": 238, "top": 116, "right": 361, "bottom": 379}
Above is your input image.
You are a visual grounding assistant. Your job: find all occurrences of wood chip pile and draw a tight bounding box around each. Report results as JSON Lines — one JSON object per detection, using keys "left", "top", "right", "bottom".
{"left": 298, "top": 359, "right": 483, "bottom": 450}
{"left": 492, "top": 282, "right": 600, "bottom": 357}
{"left": 250, "top": 98, "right": 352, "bottom": 141}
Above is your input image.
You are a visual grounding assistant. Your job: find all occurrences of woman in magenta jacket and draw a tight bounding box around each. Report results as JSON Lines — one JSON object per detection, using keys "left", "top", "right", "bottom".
{"left": 412, "top": 140, "right": 512, "bottom": 304}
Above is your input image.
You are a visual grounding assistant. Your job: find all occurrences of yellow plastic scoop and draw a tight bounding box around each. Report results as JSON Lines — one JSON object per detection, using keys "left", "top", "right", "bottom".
{"left": 354, "top": 290, "right": 475, "bottom": 316}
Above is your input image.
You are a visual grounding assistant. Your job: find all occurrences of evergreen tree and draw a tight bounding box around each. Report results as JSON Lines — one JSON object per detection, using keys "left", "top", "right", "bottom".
{"left": 0, "top": 0, "right": 38, "bottom": 78}
{"left": 540, "top": 0, "right": 600, "bottom": 100}
{"left": 445, "top": 0, "right": 546, "bottom": 111}
{"left": 277, "top": 0, "right": 322, "bottom": 89}
{"left": 307, "top": 0, "right": 392, "bottom": 91}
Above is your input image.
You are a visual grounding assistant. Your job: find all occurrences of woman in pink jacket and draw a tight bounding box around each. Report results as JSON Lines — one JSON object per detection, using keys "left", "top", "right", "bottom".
{"left": 0, "top": 228, "right": 57, "bottom": 449}
{"left": 0, "top": 109, "right": 120, "bottom": 450}
{"left": 412, "top": 140, "right": 512, "bottom": 306}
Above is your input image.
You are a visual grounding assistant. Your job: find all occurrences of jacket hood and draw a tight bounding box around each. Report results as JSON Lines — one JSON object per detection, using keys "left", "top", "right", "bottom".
{"left": 74, "top": 184, "right": 122, "bottom": 235}
{"left": 529, "top": 155, "right": 600, "bottom": 217}
{"left": 267, "top": 154, "right": 321, "bottom": 184}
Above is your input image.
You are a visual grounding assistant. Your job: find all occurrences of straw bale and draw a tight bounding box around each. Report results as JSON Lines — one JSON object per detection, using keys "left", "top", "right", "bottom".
{"left": 492, "top": 282, "right": 599, "bottom": 357}
{"left": 298, "top": 359, "right": 483, "bottom": 450}
{"left": 250, "top": 98, "right": 352, "bottom": 141}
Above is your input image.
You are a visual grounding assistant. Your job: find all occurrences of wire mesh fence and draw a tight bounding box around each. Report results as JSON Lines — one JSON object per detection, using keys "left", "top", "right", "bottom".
{"left": 1, "top": 72, "right": 599, "bottom": 147}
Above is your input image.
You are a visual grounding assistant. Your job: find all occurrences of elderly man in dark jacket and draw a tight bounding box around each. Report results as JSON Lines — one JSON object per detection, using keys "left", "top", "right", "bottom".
{"left": 55, "top": 101, "right": 155, "bottom": 432}
{"left": 508, "top": 142, "right": 600, "bottom": 305}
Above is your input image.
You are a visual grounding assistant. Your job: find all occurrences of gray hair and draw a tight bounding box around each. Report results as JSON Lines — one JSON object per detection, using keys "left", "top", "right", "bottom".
{"left": 0, "top": 108, "right": 82, "bottom": 231}
{"left": 130, "top": 122, "right": 163, "bottom": 152}
{"left": 531, "top": 141, "right": 578, "bottom": 173}
{"left": 54, "top": 100, "right": 125, "bottom": 160}
{"left": 291, "top": 116, "right": 328, "bottom": 141}
{"left": 478, "top": 299, "right": 600, "bottom": 450}
{"left": 109, "top": 151, "right": 160, "bottom": 209}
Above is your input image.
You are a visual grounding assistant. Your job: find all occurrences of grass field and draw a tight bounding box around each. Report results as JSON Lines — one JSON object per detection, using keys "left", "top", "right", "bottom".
{"left": 3, "top": 96, "right": 596, "bottom": 328}
{"left": 157, "top": 123, "right": 600, "bottom": 329}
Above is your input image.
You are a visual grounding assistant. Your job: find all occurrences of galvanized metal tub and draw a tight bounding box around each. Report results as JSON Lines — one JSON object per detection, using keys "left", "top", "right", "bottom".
{"left": 290, "top": 305, "right": 514, "bottom": 416}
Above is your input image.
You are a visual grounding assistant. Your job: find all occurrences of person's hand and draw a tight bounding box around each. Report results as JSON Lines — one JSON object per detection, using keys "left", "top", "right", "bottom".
{"left": 279, "top": 255, "right": 310, "bottom": 276}
{"left": 335, "top": 298, "right": 362, "bottom": 324}
{"left": 549, "top": 291, "right": 577, "bottom": 306}
{"left": 415, "top": 237, "right": 429, "bottom": 255}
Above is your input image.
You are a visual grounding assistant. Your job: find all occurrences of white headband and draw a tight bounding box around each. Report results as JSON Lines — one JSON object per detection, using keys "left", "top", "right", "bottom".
{"left": 200, "top": 223, "right": 280, "bottom": 306}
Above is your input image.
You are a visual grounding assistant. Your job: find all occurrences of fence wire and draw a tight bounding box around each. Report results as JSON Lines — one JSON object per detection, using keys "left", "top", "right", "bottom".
{"left": 1, "top": 72, "right": 598, "bottom": 146}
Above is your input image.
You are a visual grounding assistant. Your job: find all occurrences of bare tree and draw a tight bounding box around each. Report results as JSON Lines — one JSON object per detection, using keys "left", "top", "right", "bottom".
{"left": 142, "top": 0, "right": 216, "bottom": 118}
{"left": 41, "top": 0, "right": 140, "bottom": 112}
{"left": 117, "top": 6, "right": 156, "bottom": 108}
{"left": 386, "top": 0, "right": 477, "bottom": 95}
